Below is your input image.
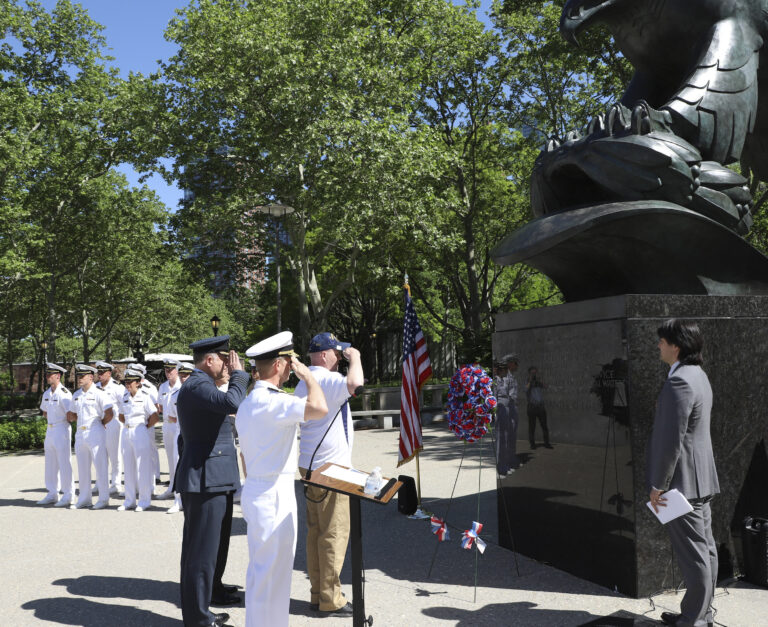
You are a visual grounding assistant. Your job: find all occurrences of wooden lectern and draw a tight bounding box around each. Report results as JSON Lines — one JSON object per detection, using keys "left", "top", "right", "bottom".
{"left": 302, "top": 462, "right": 402, "bottom": 627}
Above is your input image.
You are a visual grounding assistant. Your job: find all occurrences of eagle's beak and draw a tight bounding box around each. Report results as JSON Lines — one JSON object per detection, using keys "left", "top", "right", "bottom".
{"left": 560, "top": 0, "right": 617, "bottom": 47}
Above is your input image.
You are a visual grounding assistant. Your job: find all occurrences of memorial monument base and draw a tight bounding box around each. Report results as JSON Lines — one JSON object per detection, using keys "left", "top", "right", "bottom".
{"left": 493, "top": 295, "right": 768, "bottom": 597}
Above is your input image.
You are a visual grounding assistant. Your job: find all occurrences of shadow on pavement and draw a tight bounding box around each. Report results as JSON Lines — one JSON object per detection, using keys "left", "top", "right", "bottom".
{"left": 52, "top": 576, "right": 180, "bottom": 607}
{"left": 422, "top": 603, "right": 656, "bottom": 626}
{"left": 21, "top": 596, "right": 181, "bottom": 626}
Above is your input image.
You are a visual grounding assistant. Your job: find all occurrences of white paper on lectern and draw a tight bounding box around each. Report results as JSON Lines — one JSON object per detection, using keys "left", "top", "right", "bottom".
{"left": 646, "top": 488, "right": 694, "bottom": 524}
{"left": 321, "top": 464, "right": 369, "bottom": 487}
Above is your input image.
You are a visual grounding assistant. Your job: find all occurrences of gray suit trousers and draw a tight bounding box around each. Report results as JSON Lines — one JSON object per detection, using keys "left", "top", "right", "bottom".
{"left": 666, "top": 499, "right": 718, "bottom": 627}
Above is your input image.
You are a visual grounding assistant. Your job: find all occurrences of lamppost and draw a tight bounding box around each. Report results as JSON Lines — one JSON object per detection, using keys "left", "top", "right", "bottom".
{"left": 254, "top": 202, "right": 295, "bottom": 331}
{"left": 41, "top": 340, "right": 48, "bottom": 364}
{"left": 131, "top": 333, "right": 149, "bottom": 364}
{"left": 40, "top": 339, "right": 48, "bottom": 394}
{"left": 210, "top": 315, "right": 221, "bottom": 336}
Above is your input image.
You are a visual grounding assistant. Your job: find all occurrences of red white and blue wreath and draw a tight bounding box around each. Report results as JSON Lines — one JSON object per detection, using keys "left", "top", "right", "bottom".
{"left": 446, "top": 364, "right": 498, "bottom": 442}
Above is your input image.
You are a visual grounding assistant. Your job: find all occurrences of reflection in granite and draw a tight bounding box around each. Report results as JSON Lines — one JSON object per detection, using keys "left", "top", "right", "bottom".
{"left": 493, "top": 295, "right": 768, "bottom": 597}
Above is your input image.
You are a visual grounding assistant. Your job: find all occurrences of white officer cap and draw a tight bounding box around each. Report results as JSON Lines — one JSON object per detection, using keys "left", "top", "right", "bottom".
{"left": 128, "top": 363, "right": 147, "bottom": 375}
{"left": 178, "top": 362, "right": 194, "bottom": 375}
{"left": 45, "top": 362, "right": 66, "bottom": 375}
{"left": 95, "top": 360, "right": 114, "bottom": 371}
{"left": 123, "top": 368, "right": 142, "bottom": 382}
{"left": 75, "top": 364, "right": 97, "bottom": 375}
{"left": 163, "top": 358, "right": 180, "bottom": 370}
{"left": 246, "top": 331, "right": 297, "bottom": 360}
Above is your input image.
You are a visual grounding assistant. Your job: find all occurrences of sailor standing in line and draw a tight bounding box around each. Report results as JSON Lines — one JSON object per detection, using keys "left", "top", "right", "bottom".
{"left": 95, "top": 361, "right": 126, "bottom": 496}
{"left": 130, "top": 363, "right": 161, "bottom": 486}
{"left": 118, "top": 368, "right": 160, "bottom": 511}
{"left": 236, "top": 331, "right": 328, "bottom": 627}
{"left": 166, "top": 362, "right": 194, "bottom": 515}
{"left": 66, "top": 364, "right": 114, "bottom": 510}
{"left": 38, "top": 363, "right": 74, "bottom": 507}
{"left": 158, "top": 358, "right": 182, "bottom": 500}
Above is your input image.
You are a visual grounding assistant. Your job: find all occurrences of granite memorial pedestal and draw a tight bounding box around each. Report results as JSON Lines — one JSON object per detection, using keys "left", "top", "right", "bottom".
{"left": 493, "top": 294, "right": 768, "bottom": 597}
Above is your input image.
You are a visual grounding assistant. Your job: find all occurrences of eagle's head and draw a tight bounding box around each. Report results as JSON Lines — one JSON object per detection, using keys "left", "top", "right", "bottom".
{"left": 560, "top": 0, "right": 626, "bottom": 45}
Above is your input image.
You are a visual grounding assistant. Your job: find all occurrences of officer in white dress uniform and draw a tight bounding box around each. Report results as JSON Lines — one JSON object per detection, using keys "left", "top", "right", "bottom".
{"left": 118, "top": 369, "right": 160, "bottom": 511}
{"left": 95, "top": 361, "right": 126, "bottom": 496}
{"left": 236, "top": 331, "right": 328, "bottom": 627}
{"left": 66, "top": 364, "right": 114, "bottom": 509}
{"left": 157, "top": 358, "right": 182, "bottom": 499}
{"left": 129, "top": 363, "right": 161, "bottom": 485}
{"left": 166, "top": 362, "right": 193, "bottom": 514}
{"left": 38, "top": 363, "right": 74, "bottom": 507}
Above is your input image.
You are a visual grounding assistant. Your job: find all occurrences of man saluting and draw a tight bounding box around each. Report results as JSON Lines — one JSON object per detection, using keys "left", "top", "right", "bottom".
{"left": 176, "top": 335, "right": 248, "bottom": 627}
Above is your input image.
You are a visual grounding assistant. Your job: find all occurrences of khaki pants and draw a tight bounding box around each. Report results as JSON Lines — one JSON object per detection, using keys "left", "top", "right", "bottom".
{"left": 299, "top": 467, "right": 350, "bottom": 611}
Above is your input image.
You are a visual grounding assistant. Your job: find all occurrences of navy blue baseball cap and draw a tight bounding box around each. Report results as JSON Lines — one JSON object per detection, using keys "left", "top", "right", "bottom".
{"left": 189, "top": 335, "right": 230, "bottom": 355}
{"left": 308, "top": 332, "right": 351, "bottom": 353}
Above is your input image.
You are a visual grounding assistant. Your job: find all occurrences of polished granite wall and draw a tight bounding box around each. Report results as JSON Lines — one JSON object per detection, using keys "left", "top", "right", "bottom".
{"left": 493, "top": 295, "right": 768, "bottom": 597}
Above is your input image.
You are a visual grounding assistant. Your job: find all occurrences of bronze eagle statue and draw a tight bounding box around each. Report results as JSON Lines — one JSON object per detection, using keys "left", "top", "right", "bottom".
{"left": 532, "top": 0, "right": 768, "bottom": 235}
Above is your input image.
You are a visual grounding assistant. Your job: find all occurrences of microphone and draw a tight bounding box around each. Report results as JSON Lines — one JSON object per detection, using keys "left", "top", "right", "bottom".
{"left": 305, "top": 386, "right": 363, "bottom": 482}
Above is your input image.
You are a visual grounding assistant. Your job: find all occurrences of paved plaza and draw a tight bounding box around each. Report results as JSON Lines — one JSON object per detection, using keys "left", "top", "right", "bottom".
{"left": 1, "top": 424, "right": 765, "bottom": 626}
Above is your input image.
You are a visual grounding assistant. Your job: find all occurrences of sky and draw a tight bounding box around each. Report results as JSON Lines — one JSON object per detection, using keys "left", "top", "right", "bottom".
{"left": 35, "top": 0, "right": 496, "bottom": 211}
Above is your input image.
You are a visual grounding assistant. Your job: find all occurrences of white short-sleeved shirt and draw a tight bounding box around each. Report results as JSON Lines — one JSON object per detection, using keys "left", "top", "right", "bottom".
{"left": 70, "top": 386, "right": 113, "bottom": 429}
{"left": 166, "top": 389, "right": 180, "bottom": 420}
{"left": 40, "top": 384, "right": 72, "bottom": 425}
{"left": 158, "top": 379, "right": 181, "bottom": 417}
{"left": 142, "top": 380, "right": 159, "bottom": 405}
{"left": 295, "top": 366, "right": 352, "bottom": 470}
{"left": 120, "top": 389, "right": 157, "bottom": 427}
{"left": 96, "top": 378, "right": 125, "bottom": 415}
{"left": 235, "top": 380, "right": 306, "bottom": 480}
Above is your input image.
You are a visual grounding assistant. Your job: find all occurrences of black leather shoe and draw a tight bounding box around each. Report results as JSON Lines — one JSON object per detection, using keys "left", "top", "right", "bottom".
{"left": 319, "top": 601, "right": 354, "bottom": 617}
{"left": 213, "top": 612, "right": 230, "bottom": 626}
{"left": 217, "top": 583, "right": 240, "bottom": 594}
{"left": 660, "top": 612, "right": 712, "bottom": 627}
{"left": 211, "top": 591, "right": 241, "bottom": 606}
{"left": 310, "top": 603, "right": 319, "bottom": 611}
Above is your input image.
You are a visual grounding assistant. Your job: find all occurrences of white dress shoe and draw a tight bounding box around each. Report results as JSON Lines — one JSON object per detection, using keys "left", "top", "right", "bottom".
{"left": 166, "top": 503, "right": 180, "bottom": 514}
{"left": 117, "top": 503, "right": 136, "bottom": 511}
{"left": 157, "top": 489, "right": 173, "bottom": 500}
{"left": 71, "top": 501, "right": 92, "bottom": 509}
{"left": 37, "top": 494, "right": 58, "bottom": 505}
{"left": 54, "top": 497, "right": 73, "bottom": 508}
{"left": 135, "top": 505, "right": 150, "bottom": 512}
{"left": 93, "top": 500, "right": 109, "bottom": 510}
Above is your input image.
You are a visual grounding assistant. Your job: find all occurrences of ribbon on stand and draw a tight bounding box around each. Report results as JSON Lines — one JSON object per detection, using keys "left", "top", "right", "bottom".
{"left": 461, "top": 521, "right": 486, "bottom": 554}
{"left": 430, "top": 516, "right": 450, "bottom": 542}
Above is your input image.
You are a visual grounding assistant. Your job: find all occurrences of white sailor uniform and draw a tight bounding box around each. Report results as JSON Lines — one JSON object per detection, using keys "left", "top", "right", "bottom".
{"left": 71, "top": 386, "right": 113, "bottom": 507}
{"left": 142, "top": 379, "right": 161, "bottom": 482}
{"left": 235, "top": 380, "right": 307, "bottom": 627}
{"left": 158, "top": 378, "right": 181, "bottom": 495}
{"left": 96, "top": 378, "right": 125, "bottom": 493}
{"left": 119, "top": 388, "right": 157, "bottom": 509}
{"left": 165, "top": 388, "right": 183, "bottom": 512}
{"left": 39, "top": 383, "right": 74, "bottom": 504}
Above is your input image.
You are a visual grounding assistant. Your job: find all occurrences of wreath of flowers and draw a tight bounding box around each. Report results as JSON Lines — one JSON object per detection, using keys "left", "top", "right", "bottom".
{"left": 446, "top": 364, "right": 498, "bottom": 442}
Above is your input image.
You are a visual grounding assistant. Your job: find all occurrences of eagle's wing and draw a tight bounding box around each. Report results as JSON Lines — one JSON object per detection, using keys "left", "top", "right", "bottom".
{"left": 663, "top": 17, "right": 761, "bottom": 165}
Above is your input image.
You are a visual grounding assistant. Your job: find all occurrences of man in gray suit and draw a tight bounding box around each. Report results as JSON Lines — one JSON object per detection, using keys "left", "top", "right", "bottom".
{"left": 648, "top": 319, "right": 720, "bottom": 627}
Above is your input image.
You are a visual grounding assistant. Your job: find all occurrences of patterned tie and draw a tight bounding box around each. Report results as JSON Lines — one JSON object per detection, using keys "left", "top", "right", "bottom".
{"left": 341, "top": 401, "right": 349, "bottom": 443}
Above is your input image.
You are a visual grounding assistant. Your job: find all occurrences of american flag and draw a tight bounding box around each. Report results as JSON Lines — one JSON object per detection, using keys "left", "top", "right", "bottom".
{"left": 398, "top": 288, "right": 432, "bottom": 466}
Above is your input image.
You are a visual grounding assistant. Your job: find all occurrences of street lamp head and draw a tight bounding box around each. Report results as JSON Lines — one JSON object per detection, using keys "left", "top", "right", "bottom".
{"left": 255, "top": 202, "right": 295, "bottom": 217}
{"left": 41, "top": 340, "right": 48, "bottom": 350}
{"left": 210, "top": 315, "right": 221, "bottom": 336}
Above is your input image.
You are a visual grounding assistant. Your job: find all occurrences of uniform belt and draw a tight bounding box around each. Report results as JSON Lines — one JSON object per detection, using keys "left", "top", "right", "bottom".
{"left": 125, "top": 423, "right": 147, "bottom": 429}
{"left": 47, "top": 422, "right": 66, "bottom": 428}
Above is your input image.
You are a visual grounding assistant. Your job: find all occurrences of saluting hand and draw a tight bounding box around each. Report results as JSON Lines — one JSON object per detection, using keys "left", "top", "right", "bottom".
{"left": 290, "top": 355, "right": 312, "bottom": 380}
{"left": 227, "top": 350, "right": 242, "bottom": 372}
{"left": 342, "top": 347, "right": 360, "bottom": 361}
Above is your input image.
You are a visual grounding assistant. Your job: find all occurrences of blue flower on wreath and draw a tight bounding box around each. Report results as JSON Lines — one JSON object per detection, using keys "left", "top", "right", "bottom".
{"left": 446, "top": 364, "right": 497, "bottom": 442}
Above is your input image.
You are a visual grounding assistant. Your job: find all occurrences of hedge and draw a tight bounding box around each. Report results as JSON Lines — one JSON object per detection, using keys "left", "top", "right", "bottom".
{"left": 0, "top": 418, "right": 47, "bottom": 451}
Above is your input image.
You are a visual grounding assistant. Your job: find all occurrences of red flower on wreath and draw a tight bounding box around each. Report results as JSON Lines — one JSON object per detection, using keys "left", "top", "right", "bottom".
{"left": 445, "top": 363, "right": 498, "bottom": 441}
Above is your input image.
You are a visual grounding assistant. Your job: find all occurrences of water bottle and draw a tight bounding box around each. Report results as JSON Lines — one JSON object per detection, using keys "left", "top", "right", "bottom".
{"left": 364, "top": 467, "right": 382, "bottom": 495}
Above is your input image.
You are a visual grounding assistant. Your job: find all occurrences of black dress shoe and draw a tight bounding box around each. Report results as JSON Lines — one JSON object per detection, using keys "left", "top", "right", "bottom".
{"left": 660, "top": 611, "right": 712, "bottom": 627}
{"left": 310, "top": 603, "right": 319, "bottom": 611}
{"left": 211, "top": 591, "right": 241, "bottom": 606}
{"left": 217, "top": 583, "right": 240, "bottom": 594}
{"left": 213, "top": 612, "right": 230, "bottom": 626}
{"left": 319, "top": 601, "right": 354, "bottom": 617}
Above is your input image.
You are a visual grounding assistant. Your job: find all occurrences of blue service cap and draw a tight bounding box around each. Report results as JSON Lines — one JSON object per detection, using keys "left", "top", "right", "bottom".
{"left": 189, "top": 335, "right": 230, "bottom": 354}
{"left": 308, "top": 332, "right": 351, "bottom": 353}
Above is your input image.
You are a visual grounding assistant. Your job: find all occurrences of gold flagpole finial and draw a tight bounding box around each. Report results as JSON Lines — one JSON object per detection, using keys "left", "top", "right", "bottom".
{"left": 404, "top": 273, "right": 411, "bottom": 297}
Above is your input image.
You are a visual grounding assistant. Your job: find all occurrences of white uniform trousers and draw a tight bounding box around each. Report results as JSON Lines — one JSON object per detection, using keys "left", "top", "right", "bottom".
{"left": 74, "top": 424, "right": 109, "bottom": 505}
{"left": 105, "top": 418, "right": 123, "bottom": 490}
{"left": 43, "top": 423, "right": 74, "bottom": 500}
{"left": 242, "top": 475, "right": 297, "bottom": 627}
{"left": 148, "top": 423, "right": 160, "bottom": 481}
{"left": 162, "top": 420, "right": 180, "bottom": 485}
{"left": 121, "top": 424, "right": 153, "bottom": 508}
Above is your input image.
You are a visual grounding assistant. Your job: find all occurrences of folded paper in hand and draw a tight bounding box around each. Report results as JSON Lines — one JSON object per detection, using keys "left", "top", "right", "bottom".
{"left": 646, "top": 488, "right": 693, "bottom": 524}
